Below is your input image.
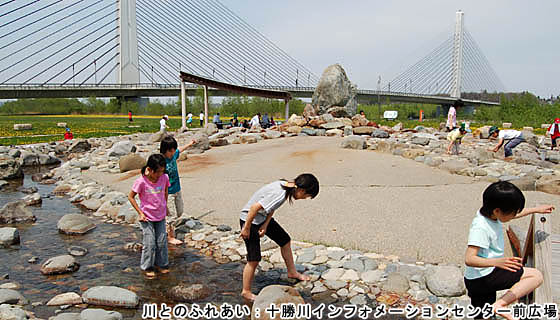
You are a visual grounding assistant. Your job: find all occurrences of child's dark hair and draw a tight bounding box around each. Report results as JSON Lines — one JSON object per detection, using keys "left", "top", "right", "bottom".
{"left": 282, "top": 173, "right": 320, "bottom": 203}
{"left": 141, "top": 154, "right": 166, "bottom": 176}
{"left": 160, "top": 136, "right": 178, "bottom": 154}
{"left": 480, "top": 181, "right": 525, "bottom": 218}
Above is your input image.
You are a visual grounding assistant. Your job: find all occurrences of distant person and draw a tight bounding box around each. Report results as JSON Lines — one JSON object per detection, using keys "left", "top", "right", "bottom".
{"left": 128, "top": 154, "right": 170, "bottom": 278}
{"left": 262, "top": 113, "right": 270, "bottom": 128}
{"left": 446, "top": 99, "right": 464, "bottom": 131}
{"left": 213, "top": 113, "right": 221, "bottom": 129}
{"left": 231, "top": 117, "right": 239, "bottom": 127}
{"left": 360, "top": 110, "right": 366, "bottom": 118}
{"left": 233, "top": 112, "right": 238, "bottom": 122}
{"left": 160, "top": 115, "right": 169, "bottom": 133}
{"left": 548, "top": 118, "right": 560, "bottom": 150}
{"left": 250, "top": 113, "right": 261, "bottom": 128}
{"left": 269, "top": 116, "right": 276, "bottom": 127}
{"left": 128, "top": 110, "right": 133, "bottom": 122}
{"left": 446, "top": 123, "right": 470, "bottom": 155}
{"left": 199, "top": 111, "right": 204, "bottom": 127}
{"left": 64, "top": 127, "right": 73, "bottom": 140}
{"left": 239, "top": 173, "right": 319, "bottom": 301}
{"left": 464, "top": 181, "right": 553, "bottom": 320}
{"left": 488, "top": 126, "right": 525, "bottom": 161}
{"left": 186, "top": 112, "right": 193, "bottom": 127}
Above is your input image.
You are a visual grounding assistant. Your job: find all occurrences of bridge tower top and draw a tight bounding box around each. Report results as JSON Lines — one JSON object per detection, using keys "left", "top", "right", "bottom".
{"left": 117, "top": 0, "right": 140, "bottom": 84}
{"left": 451, "top": 10, "right": 464, "bottom": 99}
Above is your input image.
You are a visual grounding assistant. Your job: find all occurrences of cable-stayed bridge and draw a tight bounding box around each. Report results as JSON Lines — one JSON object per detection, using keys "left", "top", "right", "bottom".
{"left": 0, "top": 1, "right": 501, "bottom": 106}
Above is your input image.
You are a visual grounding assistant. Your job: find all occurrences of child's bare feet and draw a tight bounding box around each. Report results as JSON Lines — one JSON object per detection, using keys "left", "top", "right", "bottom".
{"left": 168, "top": 238, "right": 183, "bottom": 245}
{"left": 157, "top": 267, "right": 170, "bottom": 274}
{"left": 144, "top": 271, "right": 156, "bottom": 278}
{"left": 241, "top": 290, "right": 256, "bottom": 302}
{"left": 287, "top": 272, "right": 311, "bottom": 281}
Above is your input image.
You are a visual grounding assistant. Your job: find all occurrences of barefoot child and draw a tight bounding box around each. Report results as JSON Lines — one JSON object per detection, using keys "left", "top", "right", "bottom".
{"left": 488, "top": 126, "right": 525, "bottom": 161}
{"left": 464, "top": 181, "right": 554, "bottom": 319}
{"left": 128, "top": 154, "right": 171, "bottom": 278}
{"left": 240, "top": 173, "right": 320, "bottom": 301}
{"left": 160, "top": 136, "right": 196, "bottom": 245}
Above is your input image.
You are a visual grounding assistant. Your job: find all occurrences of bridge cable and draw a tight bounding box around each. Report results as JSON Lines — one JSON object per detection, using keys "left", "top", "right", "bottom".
{"left": 0, "top": 0, "right": 63, "bottom": 29}
{"left": 0, "top": 0, "right": 40, "bottom": 19}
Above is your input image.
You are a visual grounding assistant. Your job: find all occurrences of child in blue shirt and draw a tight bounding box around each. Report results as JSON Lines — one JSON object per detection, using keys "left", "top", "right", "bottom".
{"left": 464, "top": 181, "right": 554, "bottom": 320}
{"left": 160, "top": 136, "right": 196, "bottom": 245}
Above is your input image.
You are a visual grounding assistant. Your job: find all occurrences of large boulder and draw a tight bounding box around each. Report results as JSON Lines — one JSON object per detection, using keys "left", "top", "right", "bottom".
{"left": 69, "top": 140, "right": 91, "bottom": 153}
{"left": 473, "top": 126, "right": 491, "bottom": 139}
{"left": 118, "top": 154, "right": 145, "bottom": 173}
{"left": 351, "top": 115, "right": 368, "bottom": 127}
{"left": 0, "top": 201, "right": 36, "bottom": 224}
{"left": 287, "top": 114, "right": 307, "bottom": 127}
{"left": 108, "top": 141, "right": 136, "bottom": 157}
{"left": 522, "top": 130, "right": 540, "bottom": 148}
{"left": 353, "top": 127, "right": 375, "bottom": 135}
{"left": 252, "top": 285, "right": 305, "bottom": 320}
{"left": 46, "top": 292, "right": 83, "bottom": 306}
{"left": 169, "top": 284, "right": 211, "bottom": 302}
{"left": 425, "top": 265, "right": 466, "bottom": 296}
{"left": 187, "top": 132, "right": 210, "bottom": 154}
{"left": 57, "top": 214, "right": 96, "bottom": 235}
{"left": 204, "top": 123, "right": 218, "bottom": 135}
{"left": 82, "top": 286, "right": 139, "bottom": 308}
{"left": 371, "top": 130, "right": 390, "bottom": 139}
{"left": 340, "top": 136, "right": 366, "bottom": 150}
{"left": 440, "top": 159, "right": 470, "bottom": 174}
{"left": 149, "top": 131, "right": 168, "bottom": 143}
{"left": 382, "top": 272, "right": 410, "bottom": 294}
{"left": 23, "top": 193, "right": 41, "bottom": 206}
{"left": 311, "top": 64, "right": 357, "bottom": 117}
{"left": 20, "top": 151, "right": 39, "bottom": 166}
{"left": 0, "top": 227, "right": 20, "bottom": 246}
{"left": 40, "top": 255, "right": 80, "bottom": 275}
{"left": 0, "top": 289, "right": 28, "bottom": 305}
{"left": 303, "top": 104, "right": 318, "bottom": 119}
{"left": 0, "top": 304, "right": 27, "bottom": 320}
{"left": 0, "top": 158, "right": 23, "bottom": 180}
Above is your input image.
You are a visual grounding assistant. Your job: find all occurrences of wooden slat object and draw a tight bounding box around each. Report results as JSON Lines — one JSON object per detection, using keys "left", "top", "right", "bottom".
{"left": 507, "top": 225, "right": 522, "bottom": 257}
{"left": 552, "top": 234, "right": 560, "bottom": 301}
{"left": 533, "top": 214, "right": 552, "bottom": 304}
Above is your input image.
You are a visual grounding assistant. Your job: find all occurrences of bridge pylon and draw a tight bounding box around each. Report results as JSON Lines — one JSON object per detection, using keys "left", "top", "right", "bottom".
{"left": 451, "top": 10, "right": 464, "bottom": 99}
{"left": 117, "top": 0, "right": 140, "bottom": 85}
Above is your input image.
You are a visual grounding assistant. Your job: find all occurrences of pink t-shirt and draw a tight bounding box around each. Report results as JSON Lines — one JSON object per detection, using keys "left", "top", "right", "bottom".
{"left": 131, "top": 174, "right": 170, "bottom": 222}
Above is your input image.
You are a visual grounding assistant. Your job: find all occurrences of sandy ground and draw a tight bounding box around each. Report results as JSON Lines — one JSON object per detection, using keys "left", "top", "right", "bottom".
{"left": 84, "top": 136, "right": 560, "bottom": 265}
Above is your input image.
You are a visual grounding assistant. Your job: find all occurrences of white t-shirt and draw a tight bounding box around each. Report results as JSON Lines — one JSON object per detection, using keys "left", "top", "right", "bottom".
{"left": 187, "top": 113, "right": 193, "bottom": 120}
{"left": 199, "top": 113, "right": 204, "bottom": 120}
{"left": 240, "top": 181, "right": 287, "bottom": 225}
{"left": 498, "top": 130, "right": 521, "bottom": 140}
{"left": 446, "top": 106, "right": 456, "bottom": 128}
{"left": 250, "top": 115, "right": 260, "bottom": 127}
{"left": 160, "top": 119, "right": 167, "bottom": 131}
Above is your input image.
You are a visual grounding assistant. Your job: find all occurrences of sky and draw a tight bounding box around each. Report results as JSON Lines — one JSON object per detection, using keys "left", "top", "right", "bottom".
{"left": 220, "top": 0, "right": 560, "bottom": 98}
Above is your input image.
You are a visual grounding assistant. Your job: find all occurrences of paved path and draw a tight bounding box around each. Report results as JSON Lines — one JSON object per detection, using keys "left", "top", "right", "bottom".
{"left": 85, "top": 136, "right": 560, "bottom": 265}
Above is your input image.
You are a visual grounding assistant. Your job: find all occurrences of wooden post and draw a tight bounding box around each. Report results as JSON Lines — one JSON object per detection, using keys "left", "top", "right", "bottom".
{"left": 180, "top": 80, "right": 186, "bottom": 130}
{"left": 203, "top": 85, "right": 208, "bottom": 127}
{"left": 284, "top": 99, "right": 289, "bottom": 123}
{"left": 533, "top": 213, "right": 552, "bottom": 304}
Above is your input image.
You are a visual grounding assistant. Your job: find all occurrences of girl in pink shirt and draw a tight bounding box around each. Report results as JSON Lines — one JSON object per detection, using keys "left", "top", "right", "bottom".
{"left": 128, "top": 154, "right": 170, "bottom": 278}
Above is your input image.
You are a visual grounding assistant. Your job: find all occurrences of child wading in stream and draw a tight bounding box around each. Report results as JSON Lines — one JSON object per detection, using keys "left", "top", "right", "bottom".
{"left": 128, "top": 154, "right": 170, "bottom": 278}
{"left": 464, "top": 181, "right": 554, "bottom": 320}
{"left": 239, "top": 173, "right": 320, "bottom": 301}
{"left": 160, "top": 136, "right": 196, "bottom": 245}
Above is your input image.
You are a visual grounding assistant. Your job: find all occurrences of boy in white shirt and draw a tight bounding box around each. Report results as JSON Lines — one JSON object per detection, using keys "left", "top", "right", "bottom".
{"left": 488, "top": 126, "right": 524, "bottom": 160}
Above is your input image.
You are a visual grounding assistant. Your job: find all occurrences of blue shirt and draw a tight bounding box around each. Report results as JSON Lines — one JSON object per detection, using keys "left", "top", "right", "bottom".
{"left": 165, "top": 149, "right": 180, "bottom": 194}
{"left": 464, "top": 211, "right": 504, "bottom": 280}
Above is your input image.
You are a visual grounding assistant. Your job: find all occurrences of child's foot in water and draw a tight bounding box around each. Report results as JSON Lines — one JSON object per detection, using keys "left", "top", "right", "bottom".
{"left": 168, "top": 238, "right": 183, "bottom": 245}
{"left": 287, "top": 272, "right": 311, "bottom": 281}
{"left": 241, "top": 291, "right": 256, "bottom": 302}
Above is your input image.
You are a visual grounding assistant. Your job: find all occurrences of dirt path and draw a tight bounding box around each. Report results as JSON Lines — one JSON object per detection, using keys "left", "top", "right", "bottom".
{"left": 85, "top": 136, "right": 560, "bottom": 264}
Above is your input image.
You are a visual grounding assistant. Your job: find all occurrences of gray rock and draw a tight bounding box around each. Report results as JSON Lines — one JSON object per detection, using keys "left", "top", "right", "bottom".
{"left": 49, "top": 313, "right": 81, "bottom": 320}
{"left": 69, "top": 140, "right": 91, "bottom": 153}
{"left": 353, "top": 126, "right": 376, "bottom": 135}
{"left": 340, "top": 136, "right": 366, "bottom": 150}
{"left": 116, "top": 203, "right": 138, "bottom": 224}
{"left": 382, "top": 272, "right": 410, "bottom": 294}
{"left": 251, "top": 285, "right": 305, "bottom": 320}
{"left": 204, "top": 123, "right": 218, "bottom": 135}
{"left": 301, "top": 128, "right": 317, "bottom": 136}
{"left": 0, "top": 289, "right": 28, "bottom": 305}
{"left": 20, "top": 186, "right": 37, "bottom": 194}
{"left": 54, "top": 144, "right": 67, "bottom": 155}
{"left": 67, "top": 246, "right": 88, "bottom": 257}
{"left": 209, "top": 138, "right": 229, "bottom": 147}
{"left": 324, "top": 280, "right": 346, "bottom": 290}
{"left": 425, "top": 266, "right": 466, "bottom": 297}
{"left": 297, "top": 251, "right": 316, "bottom": 264}
{"left": 327, "top": 250, "right": 346, "bottom": 261}
{"left": 80, "top": 309, "right": 122, "bottom": 320}
{"left": 440, "top": 159, "right": 470, "bottom": 174}
{"left": 216, "top": 225, "right": 231, "bottom": 232}
{"left": 343, "top": 125, "right": 353, "bottom": 136}
{"left": 371, "top": 130, "right": 390, "bottom": 138}
{"left": 321, "top": 268, "right": 345, "bottom": 281}
{"left": 57, "top": 214, "right": 96, "bottom": 235}
{"left": 8, "top": 150, "right": 20, "bottom": 158}
{"left": 320, "top": 122, "right": 345, "bottom": 130}
{"left": 169, "top": 284, "right": 211, "bottom": 302}
{"left": 149, "top": 131, "right": 168, "bottom": 143}
{"left": 22, "top": 193, "right": 41, "bottom": 206}
{"left": 40, "top": 255, "right": 79, "bottom": 275}
{"left": 82, "top": 286, "right": 139, "bottom": 308}
{"left": 411, "top": 137, "right": 430, "bottom": 146}
{"left": 0, "top": 304, "right": 27, "bottom": 320}
{"left": 0, "top": 201, "right": 36, "bottom": 224}
{"left": 0, "top": 159, "right": 23, "bottom": 180}
{"left": 107, "top": 141, "right": 136, "bottom": 157}
{"left": 38, "top": 154, "right": 61, "bottom": 166}
{"left": 47, "top": 292, "right": 83, "bottom": 306}
{"left": 361, "top": 270, "right": 384, "bottom": 283}
{"left": 264, "top": 130, "right": 282, "bottom": 139}
{"left": 0, "top": 228, "right": 20, "bottom": 246}
{"left": 343, "top": 258, "right": 364, "bottom": 273}
{"left": 349, "top": 294, "right": 367, "bottom": 305}
{"left": 80, "top": 199, "right": 102, "bottom": 211}
{"left": 312, "top": 64, "right": 357, "bottom": 116}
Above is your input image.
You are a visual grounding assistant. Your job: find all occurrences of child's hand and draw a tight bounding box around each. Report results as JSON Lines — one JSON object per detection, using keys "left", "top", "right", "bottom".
{"left": 494, "top": 257, "right": 523, "bottom": 272}
{"left": 534, "top": 204, "right": 555, "bottom": 214}
{"left": 240, "top": 228, "right": 250, "bottom": 240}
{"left": 138, "top": 212, "right": 148, "bottom": 222}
